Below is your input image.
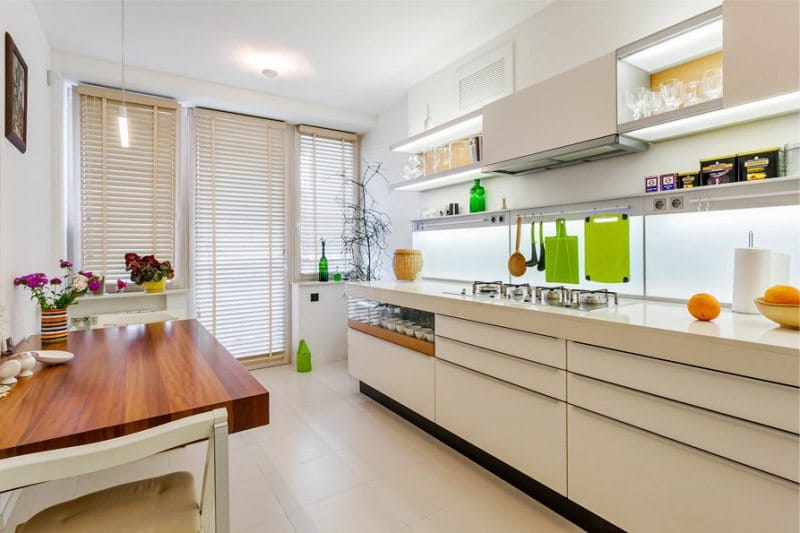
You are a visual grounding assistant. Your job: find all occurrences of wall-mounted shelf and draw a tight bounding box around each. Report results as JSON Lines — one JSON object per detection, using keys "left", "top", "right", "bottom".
{"left": 391, "top": 162, "right": 495, "bottom": 192}
{"left": 391, "top": 110, "right": 482, "bottom": 154}
{"left": 412, "top": 176, "right": 799, "bottom": 230}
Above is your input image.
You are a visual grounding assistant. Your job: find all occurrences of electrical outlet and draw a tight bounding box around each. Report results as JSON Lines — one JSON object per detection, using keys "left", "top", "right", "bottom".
{"left": 653, "top": 198, "right": 667, "bottom": 211}
{"left": 670, "top": 196, "right": 684, "bottom": 210}
{"left": 310, "top": 293, "right": 319, "bottom": 302}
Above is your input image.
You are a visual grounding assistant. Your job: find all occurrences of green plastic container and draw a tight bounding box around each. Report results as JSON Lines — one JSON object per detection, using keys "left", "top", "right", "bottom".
{"left": 296, "top": 339, "right": 312, "bottom": 373}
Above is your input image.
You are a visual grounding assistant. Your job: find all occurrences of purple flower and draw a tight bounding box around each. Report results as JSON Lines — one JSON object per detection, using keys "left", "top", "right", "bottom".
{"left": 59, "top": 259, "right": 73, "bottom": 269}
{"left": 117, "top": 279, "right": 128, "bottom": 290}
{"left": 13, "top": 277, "right": 22, "bottom": 286}
{"left": 50, "top": 277, "right": 63, "bottom": 285}
{"left": 78, "top": 270, "right": 93, "bottom": 278}
{"left": 87, "top": 278, "right": 101, "bottom": 292}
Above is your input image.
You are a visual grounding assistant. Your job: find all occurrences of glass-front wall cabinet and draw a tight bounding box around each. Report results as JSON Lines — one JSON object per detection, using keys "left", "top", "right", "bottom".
{"left": 347, "top": 297, "right": 435, "bottom": 356}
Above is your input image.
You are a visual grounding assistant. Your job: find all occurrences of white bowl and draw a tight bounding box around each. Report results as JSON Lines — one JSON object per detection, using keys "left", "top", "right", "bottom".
{"left": 32, "top": 350, "right": 74, "bottom": 365}
{"left": 414, "top": 328, "right": 426, "bottom": 339}
{"left": 405, "top": 325, "right": 420, "bottom": 336}
{"left": 424, "top": 333, "right": 434, "bottom": 342}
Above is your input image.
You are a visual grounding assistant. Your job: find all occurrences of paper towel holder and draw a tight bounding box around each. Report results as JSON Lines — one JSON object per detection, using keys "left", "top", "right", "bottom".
{"left": 748, "top": 230, "right": 754, "bottom": 248}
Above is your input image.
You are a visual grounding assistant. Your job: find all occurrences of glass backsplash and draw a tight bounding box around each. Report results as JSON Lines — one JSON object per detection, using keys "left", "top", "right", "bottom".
{"left": 412, "top": 206, "right": 799, "bottom": 302}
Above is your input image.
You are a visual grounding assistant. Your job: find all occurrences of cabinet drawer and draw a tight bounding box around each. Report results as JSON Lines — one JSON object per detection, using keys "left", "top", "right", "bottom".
{"left": 569, "top": 373, "right": 799, "bottom": 482}
{"left": 437, "top": 336, "right": 565, "bottom": 400}
{"left": 437, "top": 315, "right": 566, "bottom": 368}
{"left": 435, "top": 359, "right": 567, "bottom": 494}
{"left": 568, "top": 341, "right": 799, "bottom": 433}
{"left": 348, "top": 329, "right": 434, "bottom": 419}
{"left": 568, "top": 406, "right": 799, "bottom": 533}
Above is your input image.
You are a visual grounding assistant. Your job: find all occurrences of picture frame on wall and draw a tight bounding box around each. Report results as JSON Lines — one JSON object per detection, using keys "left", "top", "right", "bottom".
{"left": 5, "top": 32, "right": 28, "bottom": 154}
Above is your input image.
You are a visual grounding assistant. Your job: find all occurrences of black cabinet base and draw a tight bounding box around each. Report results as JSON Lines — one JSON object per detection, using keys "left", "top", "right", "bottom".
{"left": 359, "top": 381, "right": 622, "bottom": 533}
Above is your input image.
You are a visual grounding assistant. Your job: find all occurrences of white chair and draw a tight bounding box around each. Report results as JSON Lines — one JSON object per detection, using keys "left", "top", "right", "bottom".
{"left": 0, "top": 408, "right": 229, "bottom": 533}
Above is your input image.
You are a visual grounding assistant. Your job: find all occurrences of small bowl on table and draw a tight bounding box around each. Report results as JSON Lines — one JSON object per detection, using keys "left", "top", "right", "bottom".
{"left": 753, "top": 298, "right": 800, "bottom": 329}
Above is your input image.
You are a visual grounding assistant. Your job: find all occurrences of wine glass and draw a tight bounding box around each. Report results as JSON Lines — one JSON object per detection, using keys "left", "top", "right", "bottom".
{"left": 647, "top": 89, "right": 665, "bottom": 116}
{"left": 659, "top": 79, "right": 685, "bottom": 111}
{"left": 625, "top": 88, "right": 645, "bottom": 120}
{"left": 684, "top": 81, "right": 704, "bottom": 107}
{"left": 702, "top": 68, "right": 723, "bottom": 99}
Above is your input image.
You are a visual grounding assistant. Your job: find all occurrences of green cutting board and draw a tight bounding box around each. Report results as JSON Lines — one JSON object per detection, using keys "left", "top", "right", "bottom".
{"left": 584, "top": 213, "right": 630, "bottom": 283}
{"left": 545, "top": 218, "right": 579, "bottom": 284}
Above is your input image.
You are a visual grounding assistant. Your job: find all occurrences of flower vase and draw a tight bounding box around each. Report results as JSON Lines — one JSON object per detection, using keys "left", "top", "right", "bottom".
{"left": 41, "top": 308, "right": 69, "bottom": 344}
{"left": 144, "top": 279, "right": 166, "bottom": 293}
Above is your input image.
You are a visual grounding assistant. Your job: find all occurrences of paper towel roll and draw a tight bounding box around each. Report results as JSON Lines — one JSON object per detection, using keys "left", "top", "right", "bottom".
{"left": 732, "top": 248, "right": 772, "bottom": 314}
{"left": 771, "top": 253, "right": 791, "bottom": 285}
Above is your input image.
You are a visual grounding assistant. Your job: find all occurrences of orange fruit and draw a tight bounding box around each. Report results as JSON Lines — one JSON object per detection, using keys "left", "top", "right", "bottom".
{"left": 687, "top": 293, "right": 721, "bottom": 321}
{"left": 763, "top": 285, "right": 800, "bottom": 305}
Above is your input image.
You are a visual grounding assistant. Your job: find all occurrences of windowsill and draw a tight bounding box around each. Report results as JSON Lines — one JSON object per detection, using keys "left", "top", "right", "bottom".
{"left": 76, "top": 288, "right": 189, "bottom": 301}
{"left": 291, "top": 280, "right": 346, "bottom": 287}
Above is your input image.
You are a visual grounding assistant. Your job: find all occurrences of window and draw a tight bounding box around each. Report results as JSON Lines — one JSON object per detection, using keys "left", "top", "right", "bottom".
{"left": 192, "top": 108, "right": 288, "bottom": 359}
{"left": 76, "top": 85, "right": 178, "bottom": 280}
{"left": 297, "top": 125, "right": 358, "bottom": 277}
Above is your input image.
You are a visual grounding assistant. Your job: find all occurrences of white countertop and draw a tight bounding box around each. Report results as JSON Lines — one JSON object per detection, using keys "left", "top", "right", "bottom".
{"left": 348, "top": 280, "right": 800, "bottom": 357}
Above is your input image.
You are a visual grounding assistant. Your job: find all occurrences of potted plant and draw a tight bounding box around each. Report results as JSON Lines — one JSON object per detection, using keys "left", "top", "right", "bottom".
{"left": 14, "top": 260, "right": 101, "bottom": 343}
{"left": 124, "top": 253, "right": 174, "bottom": 293}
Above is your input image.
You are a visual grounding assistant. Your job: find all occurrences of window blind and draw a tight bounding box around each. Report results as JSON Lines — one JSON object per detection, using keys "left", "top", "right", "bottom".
{"left": 193, "top": 108, "right": 287, "bottom": 359}
{"left": 78, "top": 85, "right": 177, "bottom": 280}
{"left": 298, "top": 125, "right": 358, "bottom": 276}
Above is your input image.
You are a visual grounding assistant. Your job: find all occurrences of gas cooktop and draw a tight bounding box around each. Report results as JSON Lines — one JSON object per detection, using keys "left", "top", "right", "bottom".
{"left": 444, "top": 281, "right": 631, "bottom": 312}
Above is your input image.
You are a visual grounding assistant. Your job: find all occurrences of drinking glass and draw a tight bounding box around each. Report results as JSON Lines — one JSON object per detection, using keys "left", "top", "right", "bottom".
{"left": 702, "top": 68, "right": 723, "bottom": 99}
{"left": 659, "top": 79, "right": 685, "bottom": 111}
{"left": 684, "top": 81, "right": 704, "bottom": 107}
{"left": 647, "top": 90, "right": 665, "bottom": 116}
{"left": 625, "top": 88, "right": 645, "bottom": 120}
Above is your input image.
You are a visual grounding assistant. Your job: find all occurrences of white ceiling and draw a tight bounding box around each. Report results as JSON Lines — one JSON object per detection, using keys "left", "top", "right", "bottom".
{"left": 33, "top": 1, "right": 549, "bottom": 116}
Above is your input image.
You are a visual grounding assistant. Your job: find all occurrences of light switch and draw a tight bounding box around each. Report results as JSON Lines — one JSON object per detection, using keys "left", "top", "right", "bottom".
{"left": 310, "top": 293, "right": 319, "bottom": 302}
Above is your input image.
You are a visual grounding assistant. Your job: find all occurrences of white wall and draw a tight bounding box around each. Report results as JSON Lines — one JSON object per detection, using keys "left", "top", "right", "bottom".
{"left": 52, "top": 52, "right": 375, "bottom": 134}
{"left": 0, "top": 1, "right": 54, "bottom": 343}
{"left": 407, "top": 0, "right": 719, "bottom": 134}
{"left": 359, "top": 103, "right": 420, "bottom": 280}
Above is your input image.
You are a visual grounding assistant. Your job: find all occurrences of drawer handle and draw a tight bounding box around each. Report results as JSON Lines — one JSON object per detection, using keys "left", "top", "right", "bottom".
{"left": 437, "top": 358, "right": 562, "bottom": 404}
{"left": 436, "top": 336, "right": 562, "bottom": 372}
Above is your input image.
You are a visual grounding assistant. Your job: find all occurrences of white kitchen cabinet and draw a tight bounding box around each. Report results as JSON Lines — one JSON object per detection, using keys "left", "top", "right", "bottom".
{"left": 436, "top": 315, "right": 566, "bottom": 369}
{"left": 568, "top": 373, "right": 799, "bottom": 482}
{"left": 348, "top": 329, "right": 435, "bottom": 420}
{"left": 568, "top": 341, "right": 800, "bottom": 433}
{"left": 435, "top": 359, "right": 567, "bottom": 494}
{"left": 723, "top": 0, "right": 800, "bottom": 107}
{"left": 436, "top": 336, "right": 566, "bottom": 400}
{"left": 568, "top": 406, "right": 799, "bottom": 533}
{"left": 481, "top": 53, "right": 617, "bottom": 168}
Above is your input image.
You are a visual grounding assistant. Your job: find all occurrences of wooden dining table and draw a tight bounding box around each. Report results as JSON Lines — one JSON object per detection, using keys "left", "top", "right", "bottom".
{"left": 0, "top": 319, "right": 269, "bottom": 459}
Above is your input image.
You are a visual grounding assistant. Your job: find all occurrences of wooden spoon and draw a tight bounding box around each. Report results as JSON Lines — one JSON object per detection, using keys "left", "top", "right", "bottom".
{"left": 508, "top": 216, "right": 527, "bottom": 277}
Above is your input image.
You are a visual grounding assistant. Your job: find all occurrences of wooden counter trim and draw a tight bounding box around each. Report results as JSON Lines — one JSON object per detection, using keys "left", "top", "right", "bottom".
{"left": 348, "top": 319, "right": 435, "bottom": 357}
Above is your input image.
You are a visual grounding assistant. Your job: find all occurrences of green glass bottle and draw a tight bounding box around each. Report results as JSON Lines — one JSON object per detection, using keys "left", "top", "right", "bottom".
{"left": 469, "top": 179, "right": 486, "bottom": 213}
{"left": 318, "top": 238, "right": 329, "bottom": 282}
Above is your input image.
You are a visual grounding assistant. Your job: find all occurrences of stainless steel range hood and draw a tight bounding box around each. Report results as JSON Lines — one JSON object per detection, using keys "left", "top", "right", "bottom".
{"left": 481, "top": 134, "right": 647, "bottom": 175}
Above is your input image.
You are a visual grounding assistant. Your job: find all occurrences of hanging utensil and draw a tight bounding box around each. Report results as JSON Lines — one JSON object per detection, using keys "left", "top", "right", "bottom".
{"left": 508, "top": 216, "right": 527, "bottom": 277}
{"left": 536, "top": 219, "right": 546, "bottom": 271}
{"left": 545, "top": 218, "right": 579, "bottom": 284}
{"left": 525, "top": 221, "right": 538, "bottom": 267}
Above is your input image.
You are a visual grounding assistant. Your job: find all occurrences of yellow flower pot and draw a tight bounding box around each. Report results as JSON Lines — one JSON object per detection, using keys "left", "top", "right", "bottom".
{"left": 144, "top": 279, "right": 166, "bottom": 293}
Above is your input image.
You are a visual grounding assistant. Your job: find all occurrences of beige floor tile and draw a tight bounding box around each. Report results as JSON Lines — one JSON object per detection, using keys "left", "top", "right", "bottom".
{"left": 6, "top": 361, "right": 579, "bottom": 533}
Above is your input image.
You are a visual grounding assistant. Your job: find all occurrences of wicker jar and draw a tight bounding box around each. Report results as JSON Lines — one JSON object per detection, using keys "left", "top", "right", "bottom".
{"left": 393, "top": 249, "right": 423, "bottom": 281}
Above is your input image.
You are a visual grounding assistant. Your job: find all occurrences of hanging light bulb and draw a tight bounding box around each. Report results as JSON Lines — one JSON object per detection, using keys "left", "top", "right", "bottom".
{"left": 118, "top": 0, "right": 129, "bottom": 148}
{"left": 118, "top": 104, "right": 129, "bottom": 148}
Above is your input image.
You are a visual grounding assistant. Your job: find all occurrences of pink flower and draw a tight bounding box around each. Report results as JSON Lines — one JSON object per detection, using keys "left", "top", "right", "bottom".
{"left": 59, "top": 259, "right": 73, "bottom": 269}
{"left": 87, "top": 278, "right": 101, "bottom": 292}
{"left": 117, "top": 279, "right": 128, "bottom": 291}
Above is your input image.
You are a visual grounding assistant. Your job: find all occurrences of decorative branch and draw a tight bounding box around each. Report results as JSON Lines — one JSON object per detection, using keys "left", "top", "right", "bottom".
{"left": 342, "top": 161, "right": 391, "bottom": 281}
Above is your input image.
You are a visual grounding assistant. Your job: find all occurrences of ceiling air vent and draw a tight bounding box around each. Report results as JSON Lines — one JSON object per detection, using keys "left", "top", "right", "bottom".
{"left": 457, "top": 43, "right": 513, "bottom": 111}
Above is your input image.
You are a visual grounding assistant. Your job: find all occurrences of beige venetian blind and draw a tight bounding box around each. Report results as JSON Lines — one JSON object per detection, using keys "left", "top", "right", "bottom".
{"left": 78, "top": 85, "right": 177, "bottom": 280}
{"left": 298, "top": 125, "right": 358, "bottom": 276}
{"left": 193, "top": 108, "right": 287, "bottom": 359}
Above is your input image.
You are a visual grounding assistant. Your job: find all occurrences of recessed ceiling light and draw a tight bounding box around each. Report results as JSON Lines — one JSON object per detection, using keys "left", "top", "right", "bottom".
{"left": 262, "top": 68, "right": 278, "bottom": 79}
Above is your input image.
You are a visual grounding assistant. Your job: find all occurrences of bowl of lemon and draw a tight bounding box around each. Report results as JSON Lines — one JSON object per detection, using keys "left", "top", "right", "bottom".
{"left": 754, "top": 285, "right": 800, "bottom": 330}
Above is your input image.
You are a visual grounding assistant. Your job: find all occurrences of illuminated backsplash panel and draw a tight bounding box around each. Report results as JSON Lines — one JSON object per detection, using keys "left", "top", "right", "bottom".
{"left": 412, "top": 206, "right": 798, "bottom": 302}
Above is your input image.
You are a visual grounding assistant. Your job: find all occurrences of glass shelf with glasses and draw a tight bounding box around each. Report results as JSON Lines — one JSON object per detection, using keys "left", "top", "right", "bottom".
{"left": 347, "top": 297, "right": 435, "bottom": 356}
{"left": 616, "top": 7, "right": 723, "bottom": 132}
